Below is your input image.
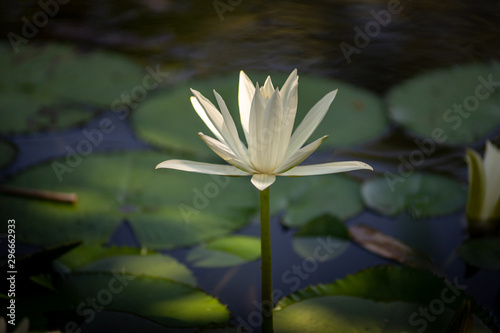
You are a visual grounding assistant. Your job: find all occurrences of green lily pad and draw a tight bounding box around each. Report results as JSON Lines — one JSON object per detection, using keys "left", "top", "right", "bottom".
{"left": 275, "top": 175, "right": 364, "bottom": 228}
{"left": 275, "top": 265, "right": 494, "bottom": 332}
{"left": 274, "top": 296, "right": 491, "bottom": 333}
{"left": 0, "top": 43, "right": 145, "bottom": 133}
{"left": 56, "top": 244, "right": 197, "bottom": 286}
{"left": 132, "top": 72, "right": 389, "bottom": 155}
{"left": 63, "top": 272, "right": 230, "bottom": 328}
{"left": 387, "top": 63, "right": 500, "bottom": 145}
{"left": 361, "top": 173, "right": 467, "bottom": 217}
{"left": 458, "top": 238, "right": 500, "bottom": 271}
{"left": 0, "top": 150, "right": 257, "bottom": 249}
{"left": 348, "top": 224, "right": 435, "bottom": 270}
{"left": 0, "top": 91, "right": 97, "bottom": 133}
{"left": 292, "top": 215, "right": 350, "bottom": 261}
{"left": 186, "top": 235, "right": 261, "bottom": 267}
{"left": 0, "top": 139, "right": 16, "bottom": 168}
{"left": 56, "top": 244, "right": 150, "bottom": 270}
{"left": 48, "top": 51, "right": 147, "bottom": 106}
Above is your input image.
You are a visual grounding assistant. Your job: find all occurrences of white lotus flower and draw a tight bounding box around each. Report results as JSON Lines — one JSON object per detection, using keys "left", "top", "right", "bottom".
{"left": 156, "top": 70, "right": 373, "bottom": 191}
{"left": 466, "top": 141, "right": 500, "bottom": 223}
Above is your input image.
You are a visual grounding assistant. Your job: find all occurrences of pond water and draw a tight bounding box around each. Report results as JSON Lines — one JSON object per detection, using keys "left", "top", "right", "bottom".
{"left": 1, "top": 0, "right": 500, "bottom": 332}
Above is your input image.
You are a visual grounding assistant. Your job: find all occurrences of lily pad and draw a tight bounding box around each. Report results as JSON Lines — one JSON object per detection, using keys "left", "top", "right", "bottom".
{"left": 458, "top": 238, "right": 500, "bottom": 271}
{"left": 132, "top": 72, "right": 389, "bottom": 155}
{"left": 56, "top": 244, "right": 150, "bottom": 270}
{"left": 0, "top": 43, "right": 145, "bottom": 133}
{"left": 186, "top": 235, "right": 261, "bottom": 267}
{"left": 276, "top": 175, "right": 364, "bottom": 228}
{"left": 56, "top": 244, "right": 197, "bottom": 286}
{"left": 0, "top": 92, "right": 96, "bottom": 133}
{"left": 0, "top": 150, "right": 257, "bottom": 249}
{"left": 274, "top": 296, "right": 491, "bottom": 333}
{"left": 387, "top": 63, "right": 500, "bottom": 145}
{"left": 361, "top": 173, "right": 467, "bottom": 217}
{"left": 275, "top": 265, "right": 494, "bottom": 332}
{"left": 63, "top": 272, "right": 230, "bottom": 328}
{"left": 292, "top": 215, "right": 350, "bottom": 261}
{"left": 0, "top": 139, "right": 16, "bottom": 168}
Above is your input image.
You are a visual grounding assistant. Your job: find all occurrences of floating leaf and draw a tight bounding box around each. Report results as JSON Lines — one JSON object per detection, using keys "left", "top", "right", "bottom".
{"left": 277, "top": 175, "right": 364, "bottom": 228}
{"left": 187, "top": 235, "right": 261, "bottom": 267}
{"left": 79, "top": 255, "right": 197, "bottom": 286}
{"left": 0, "top": 43, "right": 145, "bottom": 133}
{"left": 0, "top": 241, "right": 80, "bottom": 277}
{"left": 276, "top": 265, "right": 449, "bottom": 309}
{"left": 387, "top": 63, "right": 500, "bottom": 145}
{"left": 275, "top": 296, "right": 491, "bottom": 333}
{"left": 63, "top": 273, "right": 230, "bottom": 328}
{"left": 0, "top": 91, "right": 94, "bottom": 133}
{"left": 132, "top": 72, "right": 389, "bottom": 155}
{"left": 349, "top": 224, "right": 435, "bottom": 270}
{"left": 48, "top": 50, "right": 147, "bottom": 106}
{"left": 292, "top": 215, "right": 350, "bottom": 261}
{"left": 362, "top": 173, "right": 467, "bottom": 217}
{"left": 0, "top": 150, "right": 256, "bottom": 249}
{"left": 458, "top": 238, "right": 500, "bottom": 271}
{"left": 446, "top": 299, "right": 473, "bottom": 333}
{"left": 275, "top": 265, "right": 494, "bottom": 332}
{"left": 56, "top": 244, "right": 197, "bottom": 286}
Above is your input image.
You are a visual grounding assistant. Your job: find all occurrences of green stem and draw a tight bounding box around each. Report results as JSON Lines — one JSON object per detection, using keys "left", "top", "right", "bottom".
{"left": 260, "top": 187, "right": 273, "bottom": 332}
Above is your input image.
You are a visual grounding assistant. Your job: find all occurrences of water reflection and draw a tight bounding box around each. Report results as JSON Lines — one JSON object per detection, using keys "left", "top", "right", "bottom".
{"left": 2, "top": 0, "right": 499, "bottom": 93}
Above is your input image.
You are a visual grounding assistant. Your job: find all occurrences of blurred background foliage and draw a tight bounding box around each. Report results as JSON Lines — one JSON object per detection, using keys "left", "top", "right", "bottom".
{"left": 0, "top": 0, "right": 500, "bottom": 332}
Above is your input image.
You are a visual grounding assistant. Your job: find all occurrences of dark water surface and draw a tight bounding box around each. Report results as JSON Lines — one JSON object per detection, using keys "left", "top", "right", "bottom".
{"left": 1, "top": 0, "right": 500, "bottom": 332}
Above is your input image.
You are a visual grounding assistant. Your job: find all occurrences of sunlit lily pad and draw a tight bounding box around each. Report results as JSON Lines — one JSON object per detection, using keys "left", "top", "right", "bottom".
{"left": 0, "top": 150, "right": 256, "bottom": 249}
{"left": 0, "top": 138, "right": 16, "bottom": 168}
{"left": 458, "top": 238, "right": 500, "bottom": 271}
{"left": 63, "top": 272, "right": 229, "bottom": 328}
{"left": 276, "top": 175, "right": 364, "bottom": 228}
{"left": 132, "top": 72, "right": 389, "bottom": 155}
{"left": 56, "top": 244, "right": 197, "bottom": 286}
{"left": 387, "top": 63, "right": 500, "bottom": 144}
{"left": 186, "top": 235, "right": 261, "bottom": 267}
{"left": 361, "top": 173, "right": 467, "bottom": 217}
{"left": 275, "top": 296, "right": 491, "bottom": 333}
{"left": 275, "top": 265, "right": 494, "bottom": 332}
{"left": 292, "top": 215, "right": 350, "bottom": 261}
{"left": 0, "top": 43, "right": 145, "bottom": 133}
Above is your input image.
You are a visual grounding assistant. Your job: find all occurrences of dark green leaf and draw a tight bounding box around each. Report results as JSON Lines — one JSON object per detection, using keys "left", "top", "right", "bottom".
{"left": 349, "top": 224, "right": 435, "bottom": 270}
{"left": 458, "top": 238, "right": 500, "bottom": 270}
{"left": 276, "top": 175, "right": 364, "bottom": 228}
{"left": 387, "top": 63, "right": 500, "bottom": 145}
{"left": 132, "top": 72, "right": 389, "bottom": 155}
{"left": 186, "top": 235, "right": 261, "bottom": 267}
{"left": 0, "top": 150, "right": 256, "bottom": 249}
{"left": 362, "top": 173, "right": 467, "bottom": 217}
{"left": 275, "top": 265, "right": 494, "bottom": 332}
{"left": 292, "top": 215, "right": 350, "bottom": 261}
{"left": 57, "top": 244, "right": 197, "bottom": 285}
{"left": 0, "top": 139, "right": 16, "bottom": 168}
